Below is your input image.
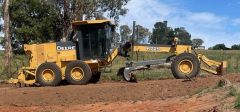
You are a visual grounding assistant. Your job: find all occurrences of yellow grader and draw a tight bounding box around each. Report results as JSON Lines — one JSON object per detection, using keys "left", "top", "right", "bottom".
{"left": 8, "top": 20, "right": 227, "bottom": 87}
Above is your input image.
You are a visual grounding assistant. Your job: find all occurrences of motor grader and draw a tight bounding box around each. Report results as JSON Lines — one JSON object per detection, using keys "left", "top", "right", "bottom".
{"left": 8, "top": 20, "right": 227, "bottom": 87}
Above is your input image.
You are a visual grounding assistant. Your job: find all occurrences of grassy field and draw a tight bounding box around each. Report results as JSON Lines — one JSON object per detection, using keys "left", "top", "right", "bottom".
{"left": 1, "top": 50, "right": 240, "bottom": 81}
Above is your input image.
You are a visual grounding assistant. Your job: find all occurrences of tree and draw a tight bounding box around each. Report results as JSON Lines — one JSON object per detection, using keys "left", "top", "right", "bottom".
{"left": 151, "top": 21, "right": 192, "bottom": 45}
{"left": 192, "top": 38, "right": 204, "bottom": 48}
{"left": 52, "top": 0, "right": 130, "bottom": 40}
{"left": 136, "top": 25, "right": 151, "bottom": 43}
{"left": 112, "top": 32, "right": 120, "bottom": 43}
{"left": 231, "top": 44, "right": 240, "bottom": 50}
{"left": 0, "top": 37, "right": 3, "bottom": 44}
{"left": 210, "top": 44, "right": 229, "bottom": 50}
{"left": 3, "top": 0, "right": 12, "bottom": 74}
{"left": 174, "top": 27, "right": 192, "bottom": 45}
{"left": 3, "top": 0, "right": 130, "bottom": 51}
{"left": 151, "top": 21, "right": 171, "bottom": 44}
{"left": 10, "top": 0, "right": 62, "bottom": 50}
{"left": 120, "top": 25, "right": 132, "bottom": 43}
{"left": 120, "top": 24, "right": 150, "bottom": 43}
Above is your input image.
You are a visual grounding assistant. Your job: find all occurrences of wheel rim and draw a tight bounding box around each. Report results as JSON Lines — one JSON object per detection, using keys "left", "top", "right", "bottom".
{"left": 71, "top": 67, "right": 84, "bottom": 80}
{"left": 178, "top": 59, "right": 193, "bottom": 74}
{"left": 42, "top": 69, "right": 55, "bottom": 81}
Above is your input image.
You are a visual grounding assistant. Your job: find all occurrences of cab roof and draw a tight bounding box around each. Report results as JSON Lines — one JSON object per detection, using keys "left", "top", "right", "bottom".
{"left": 72, "top": 20, "right": 114, "bottom": 26}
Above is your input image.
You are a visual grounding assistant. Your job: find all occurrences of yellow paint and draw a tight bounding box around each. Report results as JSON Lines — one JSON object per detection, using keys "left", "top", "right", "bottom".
{"left": 42, "top": 69, "right": 55, "bottom": 82}
{"left": 132, "top": 44, "right": 192, "bottom": 55}
{"left": 133, "top": 45, "right": 172, "bottom": 53}
{"left": 71, "top": 67, "right": 84, "bottom": 80}
{"left": 24, "top": 43, "right": 58, "bottom": 68}
{"left": 175, "top": 45, "right": 192, "bottom": 55}
{"left": 107, "top": 47, "right": 119, "bottom": 63}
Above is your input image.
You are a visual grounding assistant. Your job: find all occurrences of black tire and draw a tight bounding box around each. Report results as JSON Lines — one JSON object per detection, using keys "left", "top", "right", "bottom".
{"left": 65, "top": 61, "right": 92, "bottom": 85}
{"left": 36, "top": 62, "right": 62, "bottom": 86}
{"left": 89, "top": 72, "right": 101, "bottom": 83}
{"left": 171, "top": 53, "right": 200, "bottom": 79}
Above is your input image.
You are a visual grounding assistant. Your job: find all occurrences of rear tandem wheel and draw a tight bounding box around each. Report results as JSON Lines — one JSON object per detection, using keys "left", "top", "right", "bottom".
{"left": 65, "top": 61, "right": 92, "bottom": 85}
{"left": 89, "top": 72, "right": 101, "bottom": 83}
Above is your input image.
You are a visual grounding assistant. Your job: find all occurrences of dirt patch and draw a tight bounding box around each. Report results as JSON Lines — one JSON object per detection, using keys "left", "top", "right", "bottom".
{"left": 39, "top": 89, "right": 235, "bottom": 112}
{"left": 0, "top": 88, "right": 236, "bottom": 112}
{"left": 0, "top": 74, "right": 239, "bottom": 112}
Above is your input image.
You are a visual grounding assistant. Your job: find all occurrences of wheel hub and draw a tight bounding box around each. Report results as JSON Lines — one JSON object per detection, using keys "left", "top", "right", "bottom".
{"left": 71, "top": 67, "right": 84, "bottom": 80}
{"left": 42, "top": 69, "right": 55, "bottom": 81}
{"left": 178, "top": 60, "right": 193, "bottom": 74}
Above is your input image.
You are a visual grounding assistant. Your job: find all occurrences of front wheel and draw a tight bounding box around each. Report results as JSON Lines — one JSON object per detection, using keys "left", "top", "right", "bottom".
{"left": 171, "top": 53, "right": 200, "bottom": 79}
{"left": 36, "top": 62, "right": 62, "bottom": 86}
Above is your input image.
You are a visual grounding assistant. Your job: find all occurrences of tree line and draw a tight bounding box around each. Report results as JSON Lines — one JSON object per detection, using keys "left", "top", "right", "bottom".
{"left": 119, "top": 21, "right": 204, "bottom": 48}
{"left": 0, "top": 0, "right": 130, "bottom": 52}
{"left": 0, "top": 0, "right": 130, "bottom": 74}
{"left": 1, "top": 0, "right": 205, "bottom": 53}
{"left": 209, "top": 44, "right": 240, "bottom": 50}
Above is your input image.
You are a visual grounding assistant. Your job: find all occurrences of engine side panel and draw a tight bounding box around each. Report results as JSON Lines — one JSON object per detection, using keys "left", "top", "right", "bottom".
{"left": 24, "top": 42, "right": 77, "bottom": 70}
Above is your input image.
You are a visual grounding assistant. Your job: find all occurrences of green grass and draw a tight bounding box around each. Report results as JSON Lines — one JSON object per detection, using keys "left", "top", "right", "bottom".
{"left": 216, "top": 79, "right": 229, "bottom": 88}
{"left": 229, "top": 86, "right": 239, "bottom": 97}
{"left": 0, "top": 51, "right": 28, "bottom": 79}
{"left": 235, "top": 95, "right": 240, "bottom": 109}
{"left": 225, "top": 85, "right": 240, "bottom": 109}
{"left": 1, "top": 50, "right": 240, "bottom": 80}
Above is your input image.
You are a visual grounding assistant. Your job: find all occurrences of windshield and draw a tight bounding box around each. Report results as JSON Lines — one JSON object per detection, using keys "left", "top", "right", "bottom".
{"left": 74, "top": 24, "right": 113, "bottom": 60}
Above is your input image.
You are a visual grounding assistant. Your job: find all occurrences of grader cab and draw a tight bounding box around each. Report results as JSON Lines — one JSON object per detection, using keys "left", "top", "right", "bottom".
{"left": 8, "top": 20, "right": 227, "bottom": 87}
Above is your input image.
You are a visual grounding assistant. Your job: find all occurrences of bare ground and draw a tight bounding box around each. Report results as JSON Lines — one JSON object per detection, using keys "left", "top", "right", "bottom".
{"left": 0, "top": 74, "right": 240, "bottom": 112}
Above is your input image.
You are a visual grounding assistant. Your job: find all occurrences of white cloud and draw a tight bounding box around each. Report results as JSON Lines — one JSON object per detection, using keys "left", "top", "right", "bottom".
{"left": 119, "top": 0, "right": 240, "bottom": 48}
{"left": 187, "top": 12, "right": 225, "bottom": 27}
{"left": 120, "top": 0, "right": 173, "bottom": 29}
{"left": 233, "top": 18, "right": 240, "bottom": 25}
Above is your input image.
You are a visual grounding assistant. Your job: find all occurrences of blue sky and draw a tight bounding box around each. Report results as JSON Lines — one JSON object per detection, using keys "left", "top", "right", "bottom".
{"left": 119, "top": 0, "right": 240, "bottom": 48}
